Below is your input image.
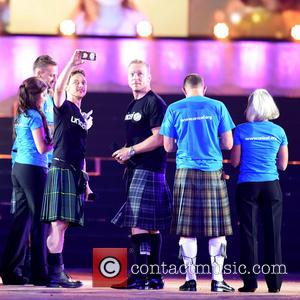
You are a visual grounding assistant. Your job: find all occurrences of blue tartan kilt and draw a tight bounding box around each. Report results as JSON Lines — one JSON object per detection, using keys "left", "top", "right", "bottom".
{"left": 171, "top": 168, "right": 233, "bottom": 237}
{"left": 41, "top": 166, "right": 84, "bottom": 226}
{"left": 111, "top": 169, "right": 172, "bottom": 231}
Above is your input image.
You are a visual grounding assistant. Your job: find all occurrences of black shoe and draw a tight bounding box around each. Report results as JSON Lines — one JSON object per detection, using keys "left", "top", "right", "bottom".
{"left": 47, "top": 272, "right": 82, "bottom": 288}
{"left": 32, "top": 279, "right": 49, "bottom": 286}
{"left": 238, "top": 286, "right": 256, "bottom": 292}
{"left": 268, "top": 288, "right": 280, "bottom": 293}
{"left": 211, "top": 280, "right": 235, "bottom": 292}
{"left": 1, "top": 273, "right": 29, "bottom": 285}
{"left": 179, "top": 279, "right": 197, "bottom": 291}
{"left": 111, "top": 276, "right": 148, "bottom": 290}
{"left": 148, "top": 276, "right": 164, "bottom": 289}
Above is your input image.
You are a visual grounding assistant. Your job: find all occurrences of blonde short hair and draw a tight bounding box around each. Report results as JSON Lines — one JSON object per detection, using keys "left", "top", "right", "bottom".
{"left": 128, "top": 59, "right": 150, "bottom": 72}
{"left": 245, "top": 89, "right": 280, "bottom": 122}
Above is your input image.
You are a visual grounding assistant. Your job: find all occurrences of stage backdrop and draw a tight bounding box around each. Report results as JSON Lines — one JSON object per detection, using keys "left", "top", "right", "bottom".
{"left": 1, "top": 35, "right": 300, "bottom": 116}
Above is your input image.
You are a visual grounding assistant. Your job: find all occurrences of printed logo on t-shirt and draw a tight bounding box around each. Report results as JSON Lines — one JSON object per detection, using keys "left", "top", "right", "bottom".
{"left": 71, "top": 116, "right": 87, "bottom": 130}
{"left": 125, "top": 112, "right": 142, "bottom": 122}
{"left": 180, "top": 115, "right": 213, "bottom": 122}
{"left": 244, "top": 136, "right": 278, "bottom": 141}
{"left": 15, "top": 123, "right": 27, "bottom": 128}
{"left": 133, "top": 112, "right": 142, "bottom": 122}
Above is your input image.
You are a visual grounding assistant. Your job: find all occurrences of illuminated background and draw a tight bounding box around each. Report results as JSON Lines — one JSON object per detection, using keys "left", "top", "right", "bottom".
{"left": 0, "top": 0, "right": 299, "bottom": 272}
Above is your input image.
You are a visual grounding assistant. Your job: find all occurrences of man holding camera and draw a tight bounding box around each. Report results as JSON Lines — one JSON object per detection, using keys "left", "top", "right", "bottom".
{"left": 41, "top": 50, "right": 93, "bottom": 288}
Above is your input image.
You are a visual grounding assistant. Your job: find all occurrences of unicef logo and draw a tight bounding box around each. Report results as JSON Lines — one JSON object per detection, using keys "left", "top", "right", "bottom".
{"left": 99, "top": 256, "right": 121, "bottom": 278}
{"left": 133, "top": 112, "right": 142, "bottom": 122}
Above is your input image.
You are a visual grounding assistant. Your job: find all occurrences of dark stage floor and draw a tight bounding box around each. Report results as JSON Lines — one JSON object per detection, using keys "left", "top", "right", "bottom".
{"left": 1, "top": 271, "right": 300, "bottom": 300}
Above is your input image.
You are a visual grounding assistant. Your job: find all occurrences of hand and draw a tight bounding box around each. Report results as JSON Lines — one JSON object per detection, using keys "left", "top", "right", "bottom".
{"left": 112, "top": 147, "right": 131, "bottom": 164}
{"left": 70, "top": 50, "right": 84, "bottom": 67}
{"left": 221, "top": 171, "right": 230, "bottom": 180}
{"left": 84, "top": 182, "right": 93, "bottom": 202}
{"left": 83, "top": 109, "right": 93, "bottom": 130}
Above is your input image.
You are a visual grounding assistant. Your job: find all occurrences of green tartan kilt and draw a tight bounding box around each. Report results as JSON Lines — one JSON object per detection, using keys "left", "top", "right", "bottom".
{"left": 41, "top": 166, "right": 84, "bottom": 226}
{"left": 171, "top": 168, "right": 233, "bottom": 237}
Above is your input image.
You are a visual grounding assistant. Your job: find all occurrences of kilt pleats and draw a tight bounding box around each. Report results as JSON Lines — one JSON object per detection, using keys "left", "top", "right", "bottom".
{"left": 171, "top": 168, "right": 233, "bottom": 237}
{"left": 111, "top": 169, "right": 172, "bottom": 231}
{"left": 41, "top": 167, "right": 84, "bottom": 226}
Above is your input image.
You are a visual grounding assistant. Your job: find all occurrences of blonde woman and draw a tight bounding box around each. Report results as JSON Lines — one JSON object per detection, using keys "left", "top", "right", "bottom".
{"left": 231, "top": 89, "right": 288, "bottom": 293}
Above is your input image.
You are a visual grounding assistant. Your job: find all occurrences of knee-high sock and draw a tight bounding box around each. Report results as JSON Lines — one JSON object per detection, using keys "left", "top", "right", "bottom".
{"left": 131, "top": 234, "right": 150, "bottom": 279}
{"left": 148, "top": 233, "right": 162, "bottom": 278}
{"left": 48, "top": 253, "right": 64, "bottom": 277}
{"left": 208, "top": 236, "right": 227, "bottom": 282}
{"left": 179, "top": 237, "right": 197, "bottom": 281}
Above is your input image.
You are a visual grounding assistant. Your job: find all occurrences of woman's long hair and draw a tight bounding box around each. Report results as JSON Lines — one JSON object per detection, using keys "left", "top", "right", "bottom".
{"left": 16, "top": 77, "right": 51, "bottom": 144}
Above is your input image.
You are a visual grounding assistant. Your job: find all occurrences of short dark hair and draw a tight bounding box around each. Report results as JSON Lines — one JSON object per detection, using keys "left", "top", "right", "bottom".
{"left": 67, "top": 69, "right": 86, "bottom": 84}
{"left": 183, "top": 73, "right": 204, "bottom": 89}
{"left": 33, "top": 55, "right": 57, "bottom": 71}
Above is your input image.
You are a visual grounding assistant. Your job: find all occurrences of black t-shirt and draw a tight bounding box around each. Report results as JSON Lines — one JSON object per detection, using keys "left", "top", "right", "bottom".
{"left": 53, "top": 100, "right": 87, "bottom": 170}
{"left": 125, "top": 90, "right": 167, "bottom": 172}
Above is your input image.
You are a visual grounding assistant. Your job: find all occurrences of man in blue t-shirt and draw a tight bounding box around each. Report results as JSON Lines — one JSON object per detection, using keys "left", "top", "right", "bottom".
{"left": 33, "top": 55, "right": 58, "bottom": 166}
{"left": 160, "top": 74, "right": 235, "bottom": 292}
{"left": 11, "top": 55, "right": 58, "bottom": 166}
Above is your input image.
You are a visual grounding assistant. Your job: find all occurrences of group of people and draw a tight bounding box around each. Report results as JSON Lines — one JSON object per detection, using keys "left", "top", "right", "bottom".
{"left": 1, "top": 50, "right": 93, "bottom": 288}
{"left": 0, "top": 51, "right": 288, "bottom": 294}
{"left": 110, "top": 60, "right": 288, "bottom": 293}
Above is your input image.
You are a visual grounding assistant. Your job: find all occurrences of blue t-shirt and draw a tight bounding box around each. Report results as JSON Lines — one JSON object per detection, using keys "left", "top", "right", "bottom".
{"left": 160, "top": 95, "right": 235, "bottom": 171}
{"left": 43, "top": 94, "right": 54, "bottom": 164}
{"left": 43, "top": 94, "right": 54, "bottom": 124}
{"left": 12, "top": 94, "right": 54, "bottom": 165}
{"left": 233, "top": 121, "right": 288, "bottom": 183}
{"left": 14, "top": 109, "right": 48, "bottom": 168}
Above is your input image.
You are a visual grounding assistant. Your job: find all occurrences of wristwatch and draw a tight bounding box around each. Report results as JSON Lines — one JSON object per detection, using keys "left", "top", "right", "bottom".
{"left": 129, "top": 146, "right": 136, "bottom": 157}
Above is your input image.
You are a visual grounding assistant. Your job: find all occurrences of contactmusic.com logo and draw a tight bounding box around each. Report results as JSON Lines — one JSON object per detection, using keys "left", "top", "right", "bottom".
{"left": 93, "top": 248, "right": 128, "bottom": 287}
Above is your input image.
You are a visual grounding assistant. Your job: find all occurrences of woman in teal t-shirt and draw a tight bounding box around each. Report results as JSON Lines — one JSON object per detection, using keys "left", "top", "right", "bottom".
{"left": 231, "top": 89, "right": 288, "bottom": 293}
{"left": 0, "top": 77, "right": 52, "bottom": 285}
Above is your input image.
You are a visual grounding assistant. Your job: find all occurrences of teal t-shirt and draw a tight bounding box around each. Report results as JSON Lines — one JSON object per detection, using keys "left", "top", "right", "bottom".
{"left": 14, "top": 109, "right": 47, "bottom": 168}
{"left": 43, "top": 94, "right": 54, "bottom": 124}
{"left": 43, "top": 94, "right": 54, "bottom": 165}
{"left": 233, "top": 121, "right": 288, "bottom": 183}
{"left": 160, "top": 95, "right": 235, "bottom": 171}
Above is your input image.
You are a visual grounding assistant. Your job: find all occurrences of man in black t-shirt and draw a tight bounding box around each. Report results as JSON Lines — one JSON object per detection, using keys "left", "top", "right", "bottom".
{"left": 111, "top": 60, "right": 172, "bottom": 290}
{"left": 41, "top": 50, "right": 93, "bottom": 288}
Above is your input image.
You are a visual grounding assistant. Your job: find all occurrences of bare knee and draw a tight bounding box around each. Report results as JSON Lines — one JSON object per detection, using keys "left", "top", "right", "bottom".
{"left": 51, "top": 220, "right": 68, "bottom": 234}
{"left": 47, "top": 221, "right": 69, "bottom": 253}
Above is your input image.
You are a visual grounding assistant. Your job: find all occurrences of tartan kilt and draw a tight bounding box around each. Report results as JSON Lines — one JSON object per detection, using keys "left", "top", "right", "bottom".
{"left": 111, "top": 169, "right": 172, "bottom": 231}
{"left": 171, "top": 168, "right": 233, "bottom": 237}
{"left": 41, "top": 166, "right": 84, "bottom": 226}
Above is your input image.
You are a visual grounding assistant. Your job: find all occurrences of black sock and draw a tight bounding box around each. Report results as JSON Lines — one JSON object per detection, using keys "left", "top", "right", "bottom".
{"left": 149, "top": 233, "right": 162, "bottom": 278}
{"left": 48, "top": 253, "right": 63, "bottom": 267}
{"left": 131, "top": 234, "right": 150, "bottom": 279}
